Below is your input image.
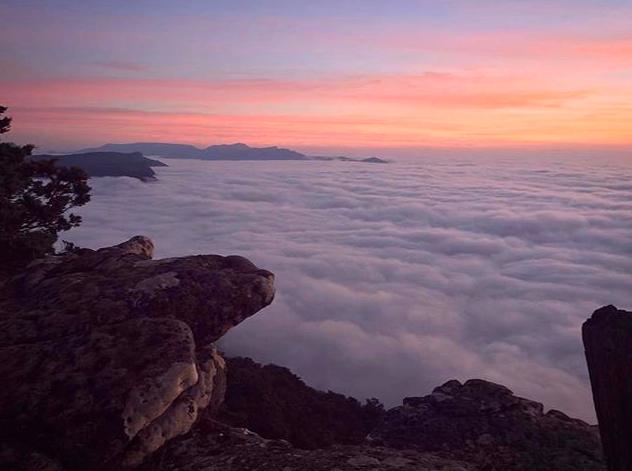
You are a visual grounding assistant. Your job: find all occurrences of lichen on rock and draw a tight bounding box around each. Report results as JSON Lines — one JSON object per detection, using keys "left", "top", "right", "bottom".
{"left": 0, "top": 236, "right": 275, "bottom": 470}
{"left": 370, "top": 378, "right": 604, "bottom": 470}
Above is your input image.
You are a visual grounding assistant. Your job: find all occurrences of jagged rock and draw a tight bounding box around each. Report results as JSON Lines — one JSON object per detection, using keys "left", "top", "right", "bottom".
{"left": 139, "top": 418, "right": 474, "bottom": 471}
{"left": 583, "top": 305, "right": 632, "bottom": 471}
{"left": 0, "top": 236, "right": 274, "bottom": 470}
{"left": 370, "top": 379, "right": 604, "bottom": 471}
{"left": 142, "top": 369, "right": 605, "bottom": 471}
{"left": 0, "top": 243, "right": 612, "bottom": 471}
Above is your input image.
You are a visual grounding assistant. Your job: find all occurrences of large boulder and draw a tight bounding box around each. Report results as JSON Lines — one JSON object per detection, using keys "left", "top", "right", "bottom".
{"left": 370, "top": 379, "right": 604, "bottom": 470}
{"left": 0, "top": 236, "right": 275, "bottom": 470}
{"left": 583, "top": 305, "right": 632, "bottom": 471}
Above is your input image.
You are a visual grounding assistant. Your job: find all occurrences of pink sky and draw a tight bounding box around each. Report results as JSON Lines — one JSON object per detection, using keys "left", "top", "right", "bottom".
{"left": 2, "top": 1, "right": 632, "bottom": 152}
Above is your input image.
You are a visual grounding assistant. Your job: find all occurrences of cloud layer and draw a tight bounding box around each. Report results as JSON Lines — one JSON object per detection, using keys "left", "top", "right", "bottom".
{"left": 64, "top": 156, "right": 632, "bottom": 422}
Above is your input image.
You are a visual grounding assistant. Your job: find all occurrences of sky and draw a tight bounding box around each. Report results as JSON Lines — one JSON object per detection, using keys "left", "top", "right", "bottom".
{"left": 2, "top": 0, "right": 632, "bottom": 152}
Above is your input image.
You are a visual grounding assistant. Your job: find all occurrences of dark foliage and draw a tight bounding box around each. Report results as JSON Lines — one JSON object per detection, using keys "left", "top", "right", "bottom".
{"left": 0, "top": 106, "right": 11, "bottom": 135}
{"left": 218, "top": 356, "right": 385, "bottom": 449}
{"left": 0, "top": 106, "right": 91, "bottom": 272}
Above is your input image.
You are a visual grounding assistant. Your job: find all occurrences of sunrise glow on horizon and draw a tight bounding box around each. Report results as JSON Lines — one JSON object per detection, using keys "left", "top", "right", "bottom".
{"left": 2, "top": 0, "right": 632, "bottom": 152}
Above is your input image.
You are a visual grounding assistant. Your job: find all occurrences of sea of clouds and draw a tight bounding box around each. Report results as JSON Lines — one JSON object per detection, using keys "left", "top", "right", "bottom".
{"left": 64, "top": 155, "right": 632, "bottom": 422}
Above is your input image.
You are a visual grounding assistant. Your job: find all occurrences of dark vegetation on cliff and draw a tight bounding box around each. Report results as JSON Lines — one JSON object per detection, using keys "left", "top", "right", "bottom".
{"left": 0, "top": 106, "right": 91, "bottom": 273}
{"left": 218, "top": 356, "right": 385, "bottom": 449}
{"left": 213, "top": 355, "right": 604, "bottom": 470}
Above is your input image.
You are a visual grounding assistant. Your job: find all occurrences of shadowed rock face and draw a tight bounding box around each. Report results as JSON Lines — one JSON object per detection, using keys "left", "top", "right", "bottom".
{"left": 141, "top": 374, "right": 604, "bottom": 471}
{"left": 139, "top": 418, "right": 475, "bottom": 471}
{"left": 0, "top": 247, "right": 611, "bottom": 471}
{"left": 0, "top": 236, "right": 274, "bottom": 470}
{"left": 583, "top": 305, "right": 632, "bottom": 471}
{"left": 370, "top": 379, "right": 604, "bottom": 471}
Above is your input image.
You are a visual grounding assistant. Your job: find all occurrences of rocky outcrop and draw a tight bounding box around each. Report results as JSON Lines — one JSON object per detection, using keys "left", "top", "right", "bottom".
{"left": 370, "top": 379, "right": 604, "bottom": 471}
{"left": 146, "top": 369, "right": 606, "bottom": 471}
{"left": 140, "top": 417, "right": 475, "bottom": 471}
{"left": 144, "top": 374, "right": 605, "bottom": 471}
{"left": 0, "top": 236, "right": 275, "bottom": 470}
{"left": 0, "top": 244, "right": 612, "bottom": 471}
{"left": 583, "top": 305, "right": 632, "bottom": 471}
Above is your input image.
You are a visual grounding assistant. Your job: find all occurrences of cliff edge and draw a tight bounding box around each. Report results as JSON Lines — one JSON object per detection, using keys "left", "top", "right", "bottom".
{"left": 0, "top": 238, "right": 612, "bottom": 470}
{"left": 0, "top": 236, "right": 274, "bottom": 470}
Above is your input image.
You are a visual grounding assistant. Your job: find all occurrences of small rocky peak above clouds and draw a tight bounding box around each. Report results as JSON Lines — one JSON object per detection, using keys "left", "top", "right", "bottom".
{"left": 370, "top": 378, "right": 603, "bottom": 470}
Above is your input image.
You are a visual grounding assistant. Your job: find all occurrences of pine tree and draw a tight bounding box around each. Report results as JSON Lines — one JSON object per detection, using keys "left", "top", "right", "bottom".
{"left": 0, "top": 106, "right": 91, "bottom": 272}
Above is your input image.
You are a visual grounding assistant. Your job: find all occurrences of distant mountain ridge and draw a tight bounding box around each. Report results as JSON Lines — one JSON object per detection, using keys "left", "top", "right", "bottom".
{"left": 77, "top": 142, "right": 388, "bottom": 163}
{"left": 310, "top": 155, "right": 388, "bottom": 163}
{"left": 78, "top": 142, "right": 308, "bottom": 160}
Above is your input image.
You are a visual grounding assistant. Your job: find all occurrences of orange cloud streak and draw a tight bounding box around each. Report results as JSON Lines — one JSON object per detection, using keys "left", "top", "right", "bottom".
{"left": 9, "top": 103, "right": 632, "bottom": 151}
{"left": 2, "top": 74, "right": 594, "bottom": 110}
{"left": 3, "top": 67, "right": 631, "bottom": 148}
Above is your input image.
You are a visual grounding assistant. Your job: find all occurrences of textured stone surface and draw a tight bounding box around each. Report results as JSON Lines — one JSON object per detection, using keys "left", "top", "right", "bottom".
{"left": 140, "top": 370, "right": 605, "bottom": 471}
{"left": 370, "top": 379, "right": 604, "bottom": 471}
{"left": 0, "top": 236, "right": 274, "bottom": 470}
{"left": 139, "top": 419, "right": 474, "bottom": 471}
{"left": 583, "top": 305, "right": 632, "bottom": 471}
{"left": 0, "top": 243, "right": 612, "bottom": 471}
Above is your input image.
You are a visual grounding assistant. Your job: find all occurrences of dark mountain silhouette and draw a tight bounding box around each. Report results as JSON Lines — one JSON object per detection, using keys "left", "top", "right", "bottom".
{"left": 79, "top": 142, "right": 308, "bottom": 160}
{"left": 310, "top": 155, "right": 389, "bottom": 163}
{"left": 361, "top": 157, "right": 388, "bottom": 163}
{"left": 77, "top": 142, "right": 386, "bottom": 162}
{"left": 206, "top": 143, "right": 307, "bottom": 160}
{"left": 79, "top": 143, "right": 204, "bottom": 158}
{"left": 31, "top": 152, "right": 166, "bottom": 181}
